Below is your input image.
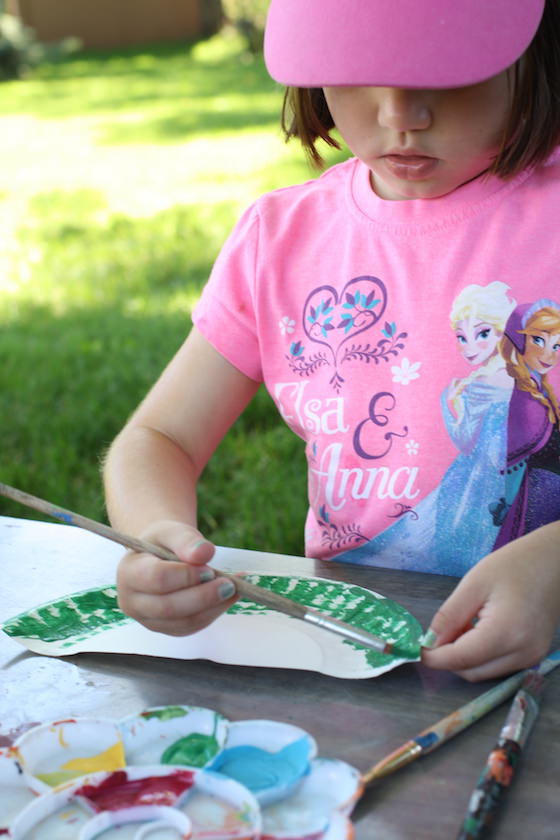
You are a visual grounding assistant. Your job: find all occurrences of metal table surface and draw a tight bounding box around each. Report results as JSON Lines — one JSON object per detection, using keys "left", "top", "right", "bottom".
{"left": 1, "top": 515, "right": 558, "bottom": 838}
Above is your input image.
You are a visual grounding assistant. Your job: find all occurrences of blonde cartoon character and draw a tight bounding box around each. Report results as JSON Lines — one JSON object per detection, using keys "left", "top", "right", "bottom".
{"left": 445, "top": 281, "right": 515, "bottom": 428}
{"left": 335, "top": 282, "right": 516, "bottom": 575}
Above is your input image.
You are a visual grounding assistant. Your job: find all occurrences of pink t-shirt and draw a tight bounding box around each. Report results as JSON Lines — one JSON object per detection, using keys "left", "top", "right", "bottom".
{"left": 194, "top": 156, "right": 560, "bottom": 576}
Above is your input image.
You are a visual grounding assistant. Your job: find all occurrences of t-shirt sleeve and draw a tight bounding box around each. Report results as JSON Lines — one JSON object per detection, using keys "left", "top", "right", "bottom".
{"left": 193, "top": 203, "right": 263, "bottom": 382}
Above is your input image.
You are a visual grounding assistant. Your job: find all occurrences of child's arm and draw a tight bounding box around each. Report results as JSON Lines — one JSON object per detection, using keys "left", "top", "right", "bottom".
{"left": 103, "top": 326, "right": 260, "bottom": 636}
{"left": 422, "top": 521, "right": 560, "bottom": 681}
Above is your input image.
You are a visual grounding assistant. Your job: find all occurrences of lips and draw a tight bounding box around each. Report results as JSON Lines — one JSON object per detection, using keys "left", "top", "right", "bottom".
{"left": 382, "top": 153, "right": 438, "bottom": 180}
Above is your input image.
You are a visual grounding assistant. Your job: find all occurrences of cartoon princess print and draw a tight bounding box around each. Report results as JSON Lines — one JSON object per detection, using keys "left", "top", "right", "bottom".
{"left": 492, "top": 299, "right": 560, "bottom": 546}
{"left": 333, "top": 281, "right": 516, "bottom": 575}
{"left": 433, "top": 282, "right": 516, "bottom": 565}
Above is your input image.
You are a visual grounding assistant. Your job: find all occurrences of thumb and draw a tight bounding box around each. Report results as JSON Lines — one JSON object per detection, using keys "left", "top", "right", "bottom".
{"left": 423, "top": 573, "right": 487, "bottom": 648}
{"left": 154, "top": 523, "right": 216, "bottom": 567}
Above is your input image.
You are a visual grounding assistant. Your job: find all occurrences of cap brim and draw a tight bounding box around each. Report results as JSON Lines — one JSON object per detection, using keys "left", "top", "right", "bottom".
{"left": 264, "top": 0, "right": 545, "bottom": 89}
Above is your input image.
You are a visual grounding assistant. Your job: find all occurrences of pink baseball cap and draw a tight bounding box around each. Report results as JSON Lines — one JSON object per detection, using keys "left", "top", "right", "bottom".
{"left": 264, "top": 0, "right": 545, "bottom": 89}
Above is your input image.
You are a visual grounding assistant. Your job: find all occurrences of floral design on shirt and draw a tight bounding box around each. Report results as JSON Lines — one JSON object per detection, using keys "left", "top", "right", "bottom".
{"left": 391, "top": 357, "right": 422, "bottom": 385}
{"left": 279, "top": 315, "right": 296, "bottom": 334}
{"left": 286, "top": 275, "right": 407, "bottom": 391}
{"left": 317, "top": 505, "right": 368, "bottom": 550}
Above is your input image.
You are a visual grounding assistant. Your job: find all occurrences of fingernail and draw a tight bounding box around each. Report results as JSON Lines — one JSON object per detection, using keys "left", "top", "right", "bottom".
{"left": 193, "top": 538, "right": 212, "bottom": 549}
{"left": 421, "top": 628, "right": 438, "bottom": 648}
{"left": 199, "top": 569, "right": 215, "bottom": 583}
{"left": 218, "top": 581, "right": 236, "bottom": 601}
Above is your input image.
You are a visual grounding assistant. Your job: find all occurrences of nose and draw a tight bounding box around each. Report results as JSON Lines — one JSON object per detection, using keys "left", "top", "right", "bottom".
{"left": 376, "top": 88, "right": 432, "bottom": 132}
{"left": 543, "top": 344, "right": 555, "bottom": 364}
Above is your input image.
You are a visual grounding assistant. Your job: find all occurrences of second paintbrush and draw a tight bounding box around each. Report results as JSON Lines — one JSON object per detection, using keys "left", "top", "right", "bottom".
{"left": 362, "top": 649, "right": 560, "bottom": 785}
{"left": 456, "top": 669, "right": 544, "bottom": 840}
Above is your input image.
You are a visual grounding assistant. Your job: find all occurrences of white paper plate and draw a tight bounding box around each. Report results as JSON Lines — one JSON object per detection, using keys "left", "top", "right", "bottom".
{"left": 1, "top": 573, "right": 422, "bottom": 679}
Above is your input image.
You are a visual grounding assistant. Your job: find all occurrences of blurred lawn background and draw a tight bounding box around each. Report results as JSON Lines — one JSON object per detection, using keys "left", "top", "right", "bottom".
{"left": 0, "top": 22, "right": 346, "bottom": 554}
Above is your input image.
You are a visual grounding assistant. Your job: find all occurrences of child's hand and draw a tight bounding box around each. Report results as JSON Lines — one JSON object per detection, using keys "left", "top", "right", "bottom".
{"left": 422, "top": 523, "right": 560, "bottom": 681}
{"left": 116, "top": 520, "right": 238, "bottom": 636}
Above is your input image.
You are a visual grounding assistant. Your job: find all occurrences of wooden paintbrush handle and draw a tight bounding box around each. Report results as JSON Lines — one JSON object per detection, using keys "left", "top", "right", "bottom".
{"left": 0, "top": 482, "right": 308, "bottom": 619}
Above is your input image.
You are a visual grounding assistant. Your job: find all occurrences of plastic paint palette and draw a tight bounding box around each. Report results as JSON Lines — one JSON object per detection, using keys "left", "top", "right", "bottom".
{"left": 0, "top": 706, "right": 363, "bottom": 839}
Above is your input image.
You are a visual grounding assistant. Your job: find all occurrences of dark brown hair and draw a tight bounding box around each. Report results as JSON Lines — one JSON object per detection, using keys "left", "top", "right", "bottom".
{"left": 281, "top": 0, "right": 560, "bottom": 176}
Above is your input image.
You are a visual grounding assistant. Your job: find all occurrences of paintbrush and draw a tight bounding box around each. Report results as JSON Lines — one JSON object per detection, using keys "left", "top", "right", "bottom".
{"left": 0, "top": 481, "right": 413, "bottom": 657}
{"left": 362, "top": 649, "right": 560, "bottom": 785}
{"left": 456, "top": 669, "right": 544, "bottom": 840}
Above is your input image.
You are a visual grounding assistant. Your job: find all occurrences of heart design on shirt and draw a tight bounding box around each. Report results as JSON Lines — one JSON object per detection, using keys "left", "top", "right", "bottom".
{"left": 302, "top": 276, "right": 388, "bottom": 360}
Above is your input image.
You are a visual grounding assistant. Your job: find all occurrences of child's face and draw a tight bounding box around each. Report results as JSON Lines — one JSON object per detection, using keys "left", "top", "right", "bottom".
{"left": 323, "top": 69, "right": 513, "bottom": 200}
{"left": 523, "top": 330, "right": 560, "bottom": 375}
{"left": 454, "top": 316, "right": 500, "bottom": 366}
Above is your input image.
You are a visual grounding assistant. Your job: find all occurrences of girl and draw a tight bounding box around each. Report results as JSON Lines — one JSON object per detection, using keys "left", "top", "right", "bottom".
{"left": 331, "top": 282, "right": 516, "bottom": 575}
{"left": 104, "top": 0, "right": 560, "bottom": 681}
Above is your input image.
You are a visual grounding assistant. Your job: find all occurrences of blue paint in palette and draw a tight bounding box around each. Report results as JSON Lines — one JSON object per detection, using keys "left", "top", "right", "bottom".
{"left": 210, "top": 735, "right": 312, "bottom": 796}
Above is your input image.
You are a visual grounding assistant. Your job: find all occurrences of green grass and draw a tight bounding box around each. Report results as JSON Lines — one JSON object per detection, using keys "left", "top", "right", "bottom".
{"left": 0, "top": 32, "right": 346, "bottom": 555}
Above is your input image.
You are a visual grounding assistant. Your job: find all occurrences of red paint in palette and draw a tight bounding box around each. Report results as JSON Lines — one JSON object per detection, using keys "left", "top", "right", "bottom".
{"left": 74, "top": 769, "right": 196, "bottom": 811}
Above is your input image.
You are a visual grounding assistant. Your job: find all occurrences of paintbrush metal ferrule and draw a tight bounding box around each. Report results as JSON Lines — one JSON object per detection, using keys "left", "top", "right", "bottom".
{"left": 500, "top": 671, "right": 543, "bottom": 747}
{"left": 303, "top": 609, "right": 394, "bottom": 654}
{"left": 362, "top": 740, "right": 423, "bottom": 785}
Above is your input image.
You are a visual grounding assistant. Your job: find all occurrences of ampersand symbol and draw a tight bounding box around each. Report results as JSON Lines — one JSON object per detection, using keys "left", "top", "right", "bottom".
{"left": 353, "top": 391, "right": 408, "bottom": 459}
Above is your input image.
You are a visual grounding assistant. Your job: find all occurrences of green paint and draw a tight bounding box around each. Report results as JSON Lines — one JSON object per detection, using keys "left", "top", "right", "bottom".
{"left": 161, "top": 733, "right": 220, "bottom": 767}
{"left": 37, "top": 769, "right": 82, "bottom": 786}
{"left": 2, "top": 586, "right": 129, "bottom": 643}
{"left": 1, "top": 575, "right": 421, "bottom": 667}
{"left": 228, "top": 574, "right": 422, "bottom": 666}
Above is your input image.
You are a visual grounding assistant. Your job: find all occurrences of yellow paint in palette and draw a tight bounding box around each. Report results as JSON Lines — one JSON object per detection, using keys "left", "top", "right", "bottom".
{"left": 37, "top": 739, "right": 126, "bottom": 786}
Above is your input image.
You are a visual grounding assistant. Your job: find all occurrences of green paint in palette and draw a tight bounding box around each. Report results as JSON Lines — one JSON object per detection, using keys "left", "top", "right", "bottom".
{"left": 161, "top": 732, "right": 220, "bottom": 767}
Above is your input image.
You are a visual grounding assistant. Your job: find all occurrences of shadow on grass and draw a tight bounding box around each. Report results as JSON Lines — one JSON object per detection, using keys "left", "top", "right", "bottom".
{"left": 0, "top": 38, "right": 284, "bottom": 145}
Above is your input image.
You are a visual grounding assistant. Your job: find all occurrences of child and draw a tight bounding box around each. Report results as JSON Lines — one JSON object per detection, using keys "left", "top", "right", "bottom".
{"left": 104, "top": 0, "right": 560, "bottom": 682}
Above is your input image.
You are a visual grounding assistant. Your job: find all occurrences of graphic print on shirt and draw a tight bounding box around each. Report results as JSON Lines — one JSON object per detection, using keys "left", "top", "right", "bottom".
{"left": 278, "top": 274, "right": 416, "bottom": 554}
{"left": 491, "top": 299, "right": 560, "bottom": 549}
{"left": 286, "top": 275, "right": 408, "bottom": 392}
{"left": 329, "top": 281, "right": 519, "bottom": 575}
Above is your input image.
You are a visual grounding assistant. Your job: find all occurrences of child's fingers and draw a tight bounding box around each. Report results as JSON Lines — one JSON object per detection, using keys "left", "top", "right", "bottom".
{"left": 135, "top": 521, "right": 216, "bottom": 568}
{"left": 423, "top": 574, "right": 487, "bottom": 647}
{"left": 167, "top": 535, "right": 216, "bottom": 567}
{"left": 117, "top": 572, "right": 237, "bottom": 636}
{"left": 447, "top": 651, "right": 535, "bottom": 683}
{"left": 117, "top": 551, "right": 215, "bottom": 596}
{"left": 422, "top": 625, "right": 545, "bottom": 682}
{"left": 422, "top": 625, "right": 516, "bottom": 680}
